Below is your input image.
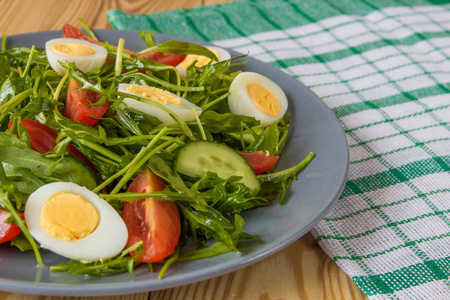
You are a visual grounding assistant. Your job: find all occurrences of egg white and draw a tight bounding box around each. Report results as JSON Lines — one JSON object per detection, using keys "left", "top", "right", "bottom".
{"left": 228, "top": 72, "right": 288, "bottom": 127}
{"left": 45, "top": 38, "right": 108, "bottom": 76}
{"left": 25, "top": 182, "right": 128, "bottom": 262}
{"left": 176, "top": 46, "right": 231, "bottom": 80}
{"left": 118, "top": 83, "right": 202, "bottom": 126}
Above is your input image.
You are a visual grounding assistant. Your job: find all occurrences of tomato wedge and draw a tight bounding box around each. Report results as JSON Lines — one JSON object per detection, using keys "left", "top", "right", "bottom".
{"left": 238, "top": 150, "right": 280, "bottom": 174}
{"left": 0, "top": 208, "right": 23, "bottom": 244}
{"left": 62, "top": 24, "right": 186, "bottom": 67}
{"left": 65, "top": 78, "right": 108, "bottom": 126}
{"left": 122, "top": 169, "right": 181, "bottom": 262}
{"left": 62, "top": 23, "right": 100, "bottom": 44}
{"left": 8, "top": 119, "right": 97, "bottom": 174}
{"left": 153, "top": 53, "right": 187, "bottom": 67}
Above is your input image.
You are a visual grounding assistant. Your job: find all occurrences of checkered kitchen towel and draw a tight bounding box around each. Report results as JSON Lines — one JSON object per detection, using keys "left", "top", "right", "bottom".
{"left": 107, "top": 0, "right": 450, "bottom": 299}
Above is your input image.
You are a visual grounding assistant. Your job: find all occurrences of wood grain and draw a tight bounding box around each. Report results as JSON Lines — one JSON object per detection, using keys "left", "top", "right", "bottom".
{"left": 0, "top": 1, "right": 367, "bottom": 299}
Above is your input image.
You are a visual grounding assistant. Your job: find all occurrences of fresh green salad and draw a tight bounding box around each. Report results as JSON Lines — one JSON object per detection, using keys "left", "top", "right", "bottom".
{"left": 0, "top": 22, "right": 314, "bottom": 278}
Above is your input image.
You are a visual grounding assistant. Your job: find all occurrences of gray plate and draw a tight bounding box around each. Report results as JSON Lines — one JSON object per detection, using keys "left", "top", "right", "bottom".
{"left": 0, "top": 30, "right": 348, "bottom": 296}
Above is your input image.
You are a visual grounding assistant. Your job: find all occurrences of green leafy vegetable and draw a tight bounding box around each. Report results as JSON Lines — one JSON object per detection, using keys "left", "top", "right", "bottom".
{"left": 139, "top": 40, "right": 218, "bottom": 61}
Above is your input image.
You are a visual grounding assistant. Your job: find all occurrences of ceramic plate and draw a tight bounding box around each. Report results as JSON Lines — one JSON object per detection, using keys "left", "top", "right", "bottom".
{"left": 0, "top": 30, "right": 348, "bottom": 296}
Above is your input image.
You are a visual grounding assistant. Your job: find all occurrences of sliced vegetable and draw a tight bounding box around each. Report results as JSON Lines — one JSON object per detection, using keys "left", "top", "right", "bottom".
{"left": 238, "top": 150, "right": 279, "bottom": 174}
{"left": 122, "top": 169, "right": 181, "bottom": 263}
{"left": 153, "top": 53, "right": 187, "bottom": 67}
{"left": 0, "top": 208, "right": 23, "bottom": 243}
{"left": 62, "top": 23, "right": 100, "bottom": 45}
{"left": 174, "top": 141, "right": 261, "bottom": 196}
{"left": 65, "top": 78, "right": 108, "bottom": 126}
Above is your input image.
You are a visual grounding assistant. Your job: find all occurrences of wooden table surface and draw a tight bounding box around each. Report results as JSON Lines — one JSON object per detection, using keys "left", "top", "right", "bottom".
{"left": 0, "top": 1, "right": 367, "bottom": 299}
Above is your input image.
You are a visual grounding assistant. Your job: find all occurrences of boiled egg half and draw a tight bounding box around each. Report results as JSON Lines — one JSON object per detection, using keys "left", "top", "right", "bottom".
{"left": 46, "top": 38, "right": 108, "bottom": 76}
{"left": 25, "top": 182, "right": 128, "bottom": 262}
{"left": 228, "top": 72, "right": 288, "bottom": 127}
{"left": 118, "top": 83, "right": 202, "bottom": 126}
{"left": 176, "top": 46, "right": 231, "bottom": 79}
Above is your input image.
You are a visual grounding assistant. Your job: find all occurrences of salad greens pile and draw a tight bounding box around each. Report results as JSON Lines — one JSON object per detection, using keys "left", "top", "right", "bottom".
{"left": 0, "top": 27, "right": 314, "bottom": 278}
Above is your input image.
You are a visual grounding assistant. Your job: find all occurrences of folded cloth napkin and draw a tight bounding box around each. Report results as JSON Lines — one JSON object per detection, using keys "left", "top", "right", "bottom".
{"left": 107, "top": 0, "right": 450, "bottom": 299}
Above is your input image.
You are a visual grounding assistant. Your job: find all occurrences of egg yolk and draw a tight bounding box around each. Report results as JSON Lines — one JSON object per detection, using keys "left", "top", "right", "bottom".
{"left": 127, "top": 85, "right": 181, "bottom": 106}
{"left": 178, "top": 48, "right": 219, "bottom": 69}
{"left": 40, "top": 192, "right": 99, "bottom": 241}
{"left": 51, "top": 43, "right": 96, "bottom": 56}
{"left": 246, "top": 83, "right": 281, "bottom": 116}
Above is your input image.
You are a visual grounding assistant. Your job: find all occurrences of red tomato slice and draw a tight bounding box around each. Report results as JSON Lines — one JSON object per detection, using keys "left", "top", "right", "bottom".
{"left": 136, "top": 50, "right": 165, "bottom": 61}
{"left": 63, "top": 23, "right": 100, "bottom": 45}
{"left": 238, "top": 150, "right": 280, "bottom": 174}
{"left": 154, "top": 53, "right": 187, "bottom": 67}
{"left": 0, "top": 208, "right": 23, "bottom": 244}
{"left": 8, "top": 119, "right": 97, "bottom": 174}
{"left": 10, "top": 119, "right": 58, "bottom": 155}
{"left": 123, "top": 169, "right": 181, "bottom": 262}
{"left": 65, "top": 78, "right": 108, "bottom": 126}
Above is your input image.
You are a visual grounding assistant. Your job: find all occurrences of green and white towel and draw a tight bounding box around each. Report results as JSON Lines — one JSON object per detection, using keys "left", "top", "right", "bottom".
{"left": 107, "top": 0, "right": 450, "bottom": 298}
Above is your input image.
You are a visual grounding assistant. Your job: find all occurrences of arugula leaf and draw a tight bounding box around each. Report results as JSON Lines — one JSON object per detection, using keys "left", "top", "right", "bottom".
{"left": 10, "top": 232, "right": 34, "bottom": 251}
{"left": 0, "top": 78, "right": 16, "bottom": 107}
{"left": 200, "top": 111, "right": 259, "bottom": 134}
{"left": 188, "top": 172, "right": 271, "bottom": 215}
{"left": 140, "top": 40, "right": 218, "bottom": 61}
{"left": 139, "top": 29, "right": 156, "bottom": 48}
{"left": 147, "top": 155, "right": 192, "bottom": 195}
{"left": 50, "top": 242, "right": 144, "bottom": 277}
{"left": 178, "top": 214, "right": 256, "bottom": 261}
{"left": 178, "top": 201, "right": 236, "bottom": 250}
{"left": 258, "top": 152, "right": 315, "bottom": 203}
{"left": 79, "top": 18, "right": 99, "bottom": 41}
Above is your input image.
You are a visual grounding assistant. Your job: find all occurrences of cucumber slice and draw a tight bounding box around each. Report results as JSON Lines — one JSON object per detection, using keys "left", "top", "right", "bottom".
{"left": 173, "top": 141, "right": 261, "bottom": 196}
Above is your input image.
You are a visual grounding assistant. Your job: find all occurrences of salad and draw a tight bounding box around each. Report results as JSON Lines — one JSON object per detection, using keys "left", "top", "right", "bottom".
{"left": 0, "top": 22, "right": 314, "bottom": 278}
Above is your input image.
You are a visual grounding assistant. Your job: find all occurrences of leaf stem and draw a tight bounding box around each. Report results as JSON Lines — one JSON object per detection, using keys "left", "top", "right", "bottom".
{"left": 79, "top": 18, "right": 98, "bottom": 40}
{"left": 21, "top": 45, "right": 35, "bottom": 78}
{"left": 1, "top": 34, "right": 6, "bottom": 52}
{"left": 110, "top": 136, "right": 175, "bottom": 194}
{"left": 192, "top": 107, "right": 206, "bottom": 141}
{"left": 115, "top": 38, "right": 125, "bottom": 77}
{"left": 201, "top": 92, "right": 230, "bottom": 111}
{"left": 158, "top": 246, "right": 179, "bottom": 279}
{"left": 78, "top": 139, "right": 122, "bottom": 163}
{"left": 93, "top": 155, "right": 120, "bottom": 167}
{"left": 121, "top": 73, "right": 203, "bottom": 92}
{"left": 257, "top": 152, "right": 315, "bottom": 183}
{"left": 53, "top": 70, "right": 69, "bottom": 102}
{"left": 0, "top": 89, "right": 33, "bottom": 122}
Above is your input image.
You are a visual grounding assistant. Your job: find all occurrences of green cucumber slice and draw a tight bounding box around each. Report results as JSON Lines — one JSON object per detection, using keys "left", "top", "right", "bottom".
{"left": 173, "top": 141, "right": 261, "bottom": 196}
